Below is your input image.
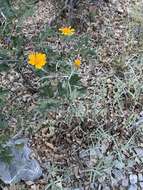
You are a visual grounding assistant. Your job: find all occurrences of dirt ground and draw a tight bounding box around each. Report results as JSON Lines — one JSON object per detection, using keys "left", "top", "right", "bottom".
{"left": 1, "top": 0, "right": 143, "bottom": 189}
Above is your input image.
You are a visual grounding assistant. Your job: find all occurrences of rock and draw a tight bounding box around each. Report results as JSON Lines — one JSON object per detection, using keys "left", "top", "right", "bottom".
{"left": 31, "top": 184, "right": 37, "bottom": 190}
{"left": 128, "top": 184, "right": 137, "bottom": 190}
{"left": 116, "top": 4, "right": 124, "bottom": 14}
{"left": 25, "top": 181, "right": 34, "bottom": 186}
{"left": 0, "top": 138, "right": 42, "bottom": 184}
{"left": 140, "top": 111, "right": 143, "bottom": 117}
{"left": 129, "top": 174, "right": 137, "bottom": 184}
{"left": 134, "top": 148, "right": 143, "bottom": 157}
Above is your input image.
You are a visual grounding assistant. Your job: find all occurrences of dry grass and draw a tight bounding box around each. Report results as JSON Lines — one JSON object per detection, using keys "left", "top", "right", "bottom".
{"left": 1, "top": 0, "right": 143, "bottom": 189}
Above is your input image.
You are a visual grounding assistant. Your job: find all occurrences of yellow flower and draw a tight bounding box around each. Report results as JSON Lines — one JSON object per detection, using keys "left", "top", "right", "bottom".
{"left": 59, "top": 26, "right": 75, "bottom": 36}
{"left": 28, "top": 52, "right": 47, "bottom": 69}
{"left": 73, "top": 58, "right": 81, "bottom": 69}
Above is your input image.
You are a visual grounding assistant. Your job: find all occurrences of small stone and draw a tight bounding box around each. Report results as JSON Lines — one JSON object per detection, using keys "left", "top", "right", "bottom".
{"left": 138, "top": 173, "right": 143, "bottom": 181}
{"left": 122, "top": 177, "right": 129, "bottom": 187}
{"left": 128, "top": 184, "right": 137, "bottom": 190}
{"left": 134, "top": 148, "right": 143, "bottom": 157}
{"left": 107, "top": 78, "right": 112, "bottom": 84}
{"left": 25, "top": 181, "right": 34, "bottom": 186}
{"left": 117, "top": 6, "right": 124, "bottom": 14}
{"left": 130, "top": 174, "right": 137, "bottom": 184}
{"left": 31, "top": 184, "right": 37, "bottom": 190}
{"left": 140, "top": 111, "right": 143, "bottom": 117}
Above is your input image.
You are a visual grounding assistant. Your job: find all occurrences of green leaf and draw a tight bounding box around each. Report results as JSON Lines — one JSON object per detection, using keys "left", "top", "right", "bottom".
{"left": 0, "top": 48, "right": 11, "bottom": 60}
{"left": 57, "top": 81, "right": 68, "bottom": 97}
{"left": 0, "top": 147, "right": 12, "bottom": 164}
{"left": 0, "top": 0, "right": 15, "bottom": 18}
{"left": 39, "top": 82, "right": 54, "bottom": 98}
{"left": 0, "top": 63, "right": 10, "bottom": 72}
{"left": 0, "top": 114, "right": 8, "bottom": 129}
{"left": 38, "top": 99, "right": 61, "bottom": 111}
{"left": 15, "top": 143, "right": 24, "bottom": 150}
{"left": 0, "top": 87, "right": 8, "bottom": 107}
{"left": 69, "top": 74, "right": 81, "bottom": 86}
{"left": 0, "top": 87, "right": 8, "bottom": 95}
{"left": 0, "top": 98, "right": 5, "bottom": 108}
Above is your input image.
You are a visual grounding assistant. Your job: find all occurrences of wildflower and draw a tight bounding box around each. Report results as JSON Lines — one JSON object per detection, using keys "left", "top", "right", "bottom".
{"left": 28, "top": 52, "right": 47, "bottom": 69}
{"left": 73, "top": 58, "right": 81, "bottom": 69}
{"left": 59, "top": 26, "right": 75, "bottom": 36}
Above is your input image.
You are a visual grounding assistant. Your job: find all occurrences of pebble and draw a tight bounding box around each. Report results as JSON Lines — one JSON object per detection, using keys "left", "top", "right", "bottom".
{"left": 129, "top": 174, "right": 137, "bottom": 184}
{"left": 138, "top": 173, "right": 143, "bottom": 181}
{"left": 25, "top": 181, "right": 34, "bottom": 186}
{"left": 116, "top": 5, "right": 124, "bottom": 14}
{"left": 134, "top": 148, "right": 143, "bottom": 157}
{"left": 31, "top": 184, "right": 37, "bottom": 190}
{"left": 140, "top": 111, "right": 143, "bottom": 117}
{"left": 128, "top": 184, "right": 137, "bottom": 190}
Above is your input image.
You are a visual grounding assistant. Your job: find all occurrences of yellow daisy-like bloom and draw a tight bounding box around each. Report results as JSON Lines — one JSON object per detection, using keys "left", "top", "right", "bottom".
{"left": 28, "top": 52, "right": 47, "bottom": 69}
{"left": 59, "top": 26, "right": 75, "bottom": 36}
{"left": 73, "top": 58, "right": 81, "bottom": 69}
